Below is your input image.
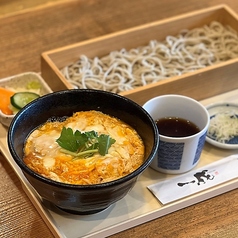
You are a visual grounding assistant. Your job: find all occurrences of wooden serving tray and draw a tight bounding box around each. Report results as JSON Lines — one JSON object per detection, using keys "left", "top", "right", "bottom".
{"left": 41, "top": 4, "right": 238, "bottom": 105}
{"left": 1, "top": 89, "right": 238, "bottom": 238}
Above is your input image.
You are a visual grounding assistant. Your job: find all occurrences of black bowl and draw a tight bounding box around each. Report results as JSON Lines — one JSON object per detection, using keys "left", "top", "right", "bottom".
{"left": 8, "top": 89, "right": 159, "bottom": 214}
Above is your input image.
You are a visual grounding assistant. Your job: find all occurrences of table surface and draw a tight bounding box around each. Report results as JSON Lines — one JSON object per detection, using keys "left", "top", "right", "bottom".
{"left": 0, "top": 0, "right": 238, "bottom": 237}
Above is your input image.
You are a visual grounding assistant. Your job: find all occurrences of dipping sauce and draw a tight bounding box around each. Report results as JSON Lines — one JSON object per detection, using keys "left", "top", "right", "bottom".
{"left": 155, "top": 117, "right": 200, "bottom": 137}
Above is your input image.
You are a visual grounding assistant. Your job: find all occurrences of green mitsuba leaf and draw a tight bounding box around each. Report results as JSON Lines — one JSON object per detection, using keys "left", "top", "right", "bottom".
{"left": 56, "top": 127, "right": 116, "bottom": 159}
{"left": 56, "top": 127, "right": 77, "bottom": 152}
{"left": 98, "top": 134, "right": 116, "bottom": 155}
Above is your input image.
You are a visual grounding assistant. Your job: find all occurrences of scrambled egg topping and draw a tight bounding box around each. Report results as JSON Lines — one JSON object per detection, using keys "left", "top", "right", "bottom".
{"left": 24, "top": 110, "right": 144, "bottom": 185}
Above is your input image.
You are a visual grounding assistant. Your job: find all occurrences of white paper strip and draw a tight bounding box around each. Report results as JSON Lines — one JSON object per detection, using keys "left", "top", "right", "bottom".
{"left": 147, "top": 154, "right": 238, "bottom": 204}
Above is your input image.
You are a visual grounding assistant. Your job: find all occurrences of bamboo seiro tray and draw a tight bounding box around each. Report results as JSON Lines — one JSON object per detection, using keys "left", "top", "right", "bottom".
{"left": 41, "top": 4, "right": 238, "bottom": 105}
{"left": 1, "top": 89, "right": 238, "bottom": 238}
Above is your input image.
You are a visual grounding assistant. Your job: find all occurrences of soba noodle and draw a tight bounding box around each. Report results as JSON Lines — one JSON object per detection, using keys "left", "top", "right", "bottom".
{"left": 61, "top": 21, "right": 238, "bottom": 93}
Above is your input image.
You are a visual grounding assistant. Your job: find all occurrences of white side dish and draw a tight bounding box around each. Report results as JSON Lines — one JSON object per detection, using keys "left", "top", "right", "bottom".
{"left": 206, "top": 102, "right": 238, "bottom": 149}
{"left": 0, "top": 72, "right": 52, "bottom": 127}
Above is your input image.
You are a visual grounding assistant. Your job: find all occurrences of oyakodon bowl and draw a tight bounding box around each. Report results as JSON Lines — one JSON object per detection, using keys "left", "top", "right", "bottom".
{"left": 7, "top": 89, "right": 159, "bottom": 214}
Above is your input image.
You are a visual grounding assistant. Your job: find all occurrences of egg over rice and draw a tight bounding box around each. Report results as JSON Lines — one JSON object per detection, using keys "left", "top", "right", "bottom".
{"left": 23, "top": 110, "right": 145, "bottom": 185}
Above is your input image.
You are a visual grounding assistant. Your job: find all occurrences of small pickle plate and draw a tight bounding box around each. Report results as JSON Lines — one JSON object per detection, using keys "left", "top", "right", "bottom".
{"left": 206, "top": 102, "right": 238, "bottom": 149}
{"left": 0, "top": 72, "right": 52, "bottom": 127}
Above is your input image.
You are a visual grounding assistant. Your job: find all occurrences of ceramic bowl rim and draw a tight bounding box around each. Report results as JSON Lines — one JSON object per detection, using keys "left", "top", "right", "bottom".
{"left": 8, "top": 89, "right": 159, "bottom": 189}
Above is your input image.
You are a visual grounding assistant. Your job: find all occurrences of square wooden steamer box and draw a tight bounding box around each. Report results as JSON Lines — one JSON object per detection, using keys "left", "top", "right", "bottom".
{"left": 41, "top": 4, "right": 238, "bottom": 106}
